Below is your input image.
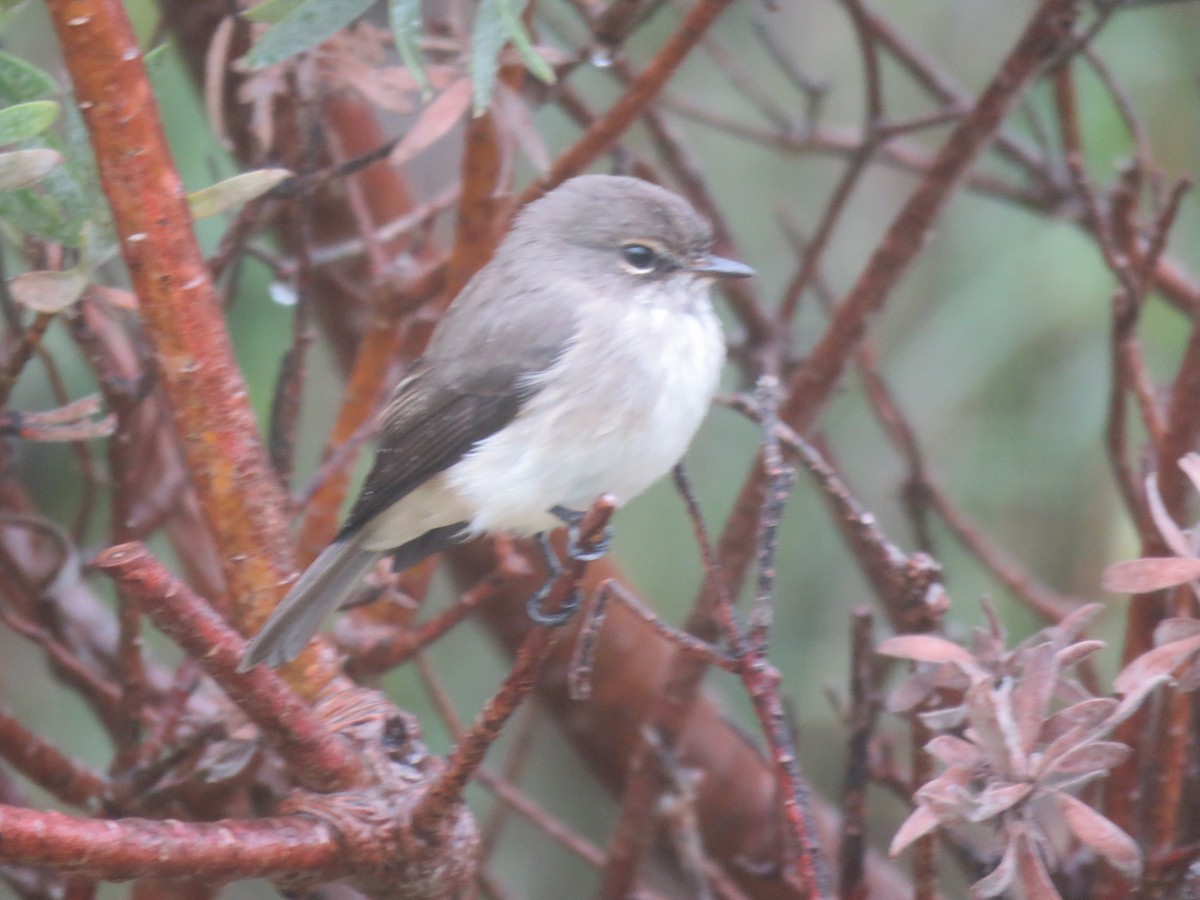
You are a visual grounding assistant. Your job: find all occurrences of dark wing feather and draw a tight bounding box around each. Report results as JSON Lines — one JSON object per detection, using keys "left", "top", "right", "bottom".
{"left": 337, "top": 270, "right": 579, "bottom": 539}
{"left": 337, "top": 366, "right": 527, "bottom": 537}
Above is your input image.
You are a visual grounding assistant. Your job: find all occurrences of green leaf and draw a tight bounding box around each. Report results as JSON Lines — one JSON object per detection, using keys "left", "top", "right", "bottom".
{"left": 9, "top": 267, "right": 87, "bottom": 313}
{"left": 145, "top": 42, "right": 172, "bottom": 71}
{"left": 0, "top": 189, "right": 65, "bottom": 243}
{"left": 0, "top": 98, "right": 104, "bottom": 248}
{"left": 0, "top": 100, "right": 58, "bottom": 145}
{"left": 494, "top": 0, "right": 554, "bottom": 86}
{"left": 243, "top": 0, "right": 307, "bottom": 24}
{"left": 0, "top": 147, "right": 60, "bottom": 190}
{"left": 0, "top": 51, "right": 57, "bottom": 104}
{"left": 388, "top": 0, "right": 429, "bottom": 95}
{"left": 469, "top": 0, "right": 507, "bottom": 115}
{"left": 188, "top": 168, "right": 293, "bottom": 219}
{"left": 469, "top": 0, "right": 554, "bottom": 114}
{"left": 246, "top": 0, "right": 376, "bottom": 70}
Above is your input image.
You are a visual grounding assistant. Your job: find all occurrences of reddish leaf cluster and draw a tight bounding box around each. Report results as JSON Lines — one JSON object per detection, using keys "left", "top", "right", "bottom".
{"left": 881, "top": 603, "right": 1143, "bottom": 898}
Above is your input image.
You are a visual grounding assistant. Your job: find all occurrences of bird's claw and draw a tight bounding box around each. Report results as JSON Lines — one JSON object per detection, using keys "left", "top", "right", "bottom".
{"left": 524, "top": 526, "right": 591, "bottom": 626}
{"left": 550, "top": 505, "right": 613, "bottom": 562}
{"left": 527, "top": 581, "right": 584, "bottom": 627}
{"left": 566, "top": 522, "right": 612, "bottom": 561}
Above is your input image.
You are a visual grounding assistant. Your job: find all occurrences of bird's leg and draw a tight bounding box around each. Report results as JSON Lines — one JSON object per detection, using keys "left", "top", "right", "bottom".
{"left": 550, "top": 505, "right": 612, "bottom": 562}
{"left": 526, "top": 531, "right": 583, "bottom": 626}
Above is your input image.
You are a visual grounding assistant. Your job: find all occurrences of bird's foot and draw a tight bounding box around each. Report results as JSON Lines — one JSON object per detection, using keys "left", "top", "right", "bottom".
{"left": 526, "top": 580, "right": 584, "bottom": 626}
{"left": 550, "top": 505, "right": 613, "bottom": 562}
{"left": 526, "top": 530, "right": 583, "bottom": 626}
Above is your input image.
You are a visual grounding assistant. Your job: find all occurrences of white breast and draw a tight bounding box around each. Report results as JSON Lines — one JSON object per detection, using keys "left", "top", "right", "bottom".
{"left": 443, "top": 280, "right": 725, "bottom": 536}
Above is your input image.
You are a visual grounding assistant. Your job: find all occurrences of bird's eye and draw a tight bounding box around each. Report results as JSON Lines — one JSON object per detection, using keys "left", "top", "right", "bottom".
{"left": 620, "top": 243, "right": 660, "bottom": 274}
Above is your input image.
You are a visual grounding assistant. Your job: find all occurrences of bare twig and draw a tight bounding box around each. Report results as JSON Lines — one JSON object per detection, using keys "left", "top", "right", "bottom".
{"left": 838, "top": 608, "right": 880, "bottom": 900}
{"left": 95, "top": 543, "right": 363, "bottom": 793}
{"left": 412, "top": 497, "right": 616, "bottom": 837}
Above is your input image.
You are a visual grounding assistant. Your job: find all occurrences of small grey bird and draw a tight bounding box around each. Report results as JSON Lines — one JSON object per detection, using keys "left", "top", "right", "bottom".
{"left": 241, "top": 174, "right": 754, "bottom": 669}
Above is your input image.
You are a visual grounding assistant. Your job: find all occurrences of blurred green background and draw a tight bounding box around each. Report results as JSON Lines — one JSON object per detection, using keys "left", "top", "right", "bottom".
{"left": 3, "top": 0, "right": 1200, "bottom": 896}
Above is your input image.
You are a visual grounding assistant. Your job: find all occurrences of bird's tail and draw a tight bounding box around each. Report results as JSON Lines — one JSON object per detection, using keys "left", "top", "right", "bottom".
{"left": 239, "top": 534, "right": 382, "bottom": 670}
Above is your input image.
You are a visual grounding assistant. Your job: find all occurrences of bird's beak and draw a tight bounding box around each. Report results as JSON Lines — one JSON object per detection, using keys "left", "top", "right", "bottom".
{"left": 688, "top": 254, "right": 756, "bottom": 278}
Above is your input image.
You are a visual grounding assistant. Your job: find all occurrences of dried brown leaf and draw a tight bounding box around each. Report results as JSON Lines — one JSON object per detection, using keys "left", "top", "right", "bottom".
{"left": 1055, "top": 639, "right": 1105, "bottom": 671}
{"left": 1043, "top": 740, "right": 1130, "bottom": 777}
{"left": 965, "top": 678, "right": 1024, "bottom": 779}
{"left": 1012, "top": 642, "right": 1058, "bottom": 754}
{"left": 1146, "top": 471, "right": 1192, "bottom": 557}
{"left": 1015, "top": 826, "right": 1062, "bottom": 900}
{"left": 1179, "top": 453, "right": 1200, "bottom": 503}
{"left": 21, "top": 413, "right": 116, "bottom": 442}
{"left": 235, "top": 63, "right": 289, "bottom": 155}
{"left": 918, "top": 703, "right": 966, "bottom": 730}
{"left": 887, "top": 669, "right": 936, "bottom": 714}
{"left": 1113, "top": 632, "right": 1200, "bottom": 695}
{"left": 877, "top": 634, "right": 982, "bottom": 672}
{"left": 1102, "top": 557, "right": 1200, "bottom": 594}
{"left": 10, "top": 269, "right": 87, "bottom": 313}
{"left": 388, "top": 77, "right": 471, "bottom": 166}
{"left": 1040, "top": 698, "right": 1117, "bottom": 745}
{"left": 1154, "top": 617, "right": 1200, "bottom": 646}
{"left": 924, "top": 734, "right": 982, "bottom": 769}
{"left": 24, "top": 395, "right": 102, "bottom": 426}
{"left": 1054, "top": 791, "right": 1142, "bottom": 878}
{"left": 966, "top": 781, "right": 1033, "bottom": 822}
{"left": 325, "top": 57, "right": 420, "bottom": 113}
{"left": 1045, "top": 602, "right": 1103, "bottom": 645}
{"left": 888, "top": 804, "right": 940, "bottom": 857}
{"left": 90, "top": 285, "right": 139, "bottom": 311}
{"left": 970, "top": 833, "right": 1017, "bottom": 898}
{"left": 915, "top": 766, "right": 974, "bottom": 818}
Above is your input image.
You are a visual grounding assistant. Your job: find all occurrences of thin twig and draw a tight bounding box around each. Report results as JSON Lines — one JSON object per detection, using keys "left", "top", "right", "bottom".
{"left": 838, "top": 608, "right": 880, "bottom": 900}
{"left": 95, "top": 543, "right": 363, "bottom": 793}
{"left": 412, "top": 498, "right": 615, "bottom": 838}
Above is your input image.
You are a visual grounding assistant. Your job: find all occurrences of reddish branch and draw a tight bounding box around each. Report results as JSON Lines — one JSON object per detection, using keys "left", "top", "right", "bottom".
{"left": 294, "top": 255, "right": 445, "bottom": 561}
{"left": 781, "top": 0, "right": 1082, "bottom": 436}
{"left": 600, "top": 454, "right": 830, "bottom": 899}
{"left": 701, "top": 0, "right": 1082, "bottom": 712}
{"left": 345, "top": 573, "right": 502, "bottom": 678}
{"left": 518, "top": 0, "right": 739, "bottom": 202}
{"left": 459, "top": 538, "right": 838, "bottom": 899}
{"left": 0, "top": 704, "right": 107, "bottom": 808}
{"left": 838, "top": 608, "right": 880, "bottom": 900}
{"left": 412, "top": 497, "right": 614, "bottom": 837}
{"left": 0, "top": 805, "right": 341, "bottom": 882}
{"left": 1048, "top": 58, "right": 1200, "bottom": 865}
{"left": 95, "top": 543, "right": 363, "bottom": 793}
{"left": 293, "top": 101, "right": 450, "bottom": 561}
{"left": 43, "top": 0, "right": 297, "bottom": 644}
{"left": 445, "top": 110, "right": 509, "bottom": 298}
{"left": 0, "top": 311, "right": 54, "bottom": 410}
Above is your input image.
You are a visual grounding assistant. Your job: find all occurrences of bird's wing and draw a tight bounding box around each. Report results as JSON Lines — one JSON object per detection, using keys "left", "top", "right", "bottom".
{"left": 338, "top": 288, "right": 578, "bottom": 538}
{"left": 337, "top": 366, "right": 527, "bottom": 537}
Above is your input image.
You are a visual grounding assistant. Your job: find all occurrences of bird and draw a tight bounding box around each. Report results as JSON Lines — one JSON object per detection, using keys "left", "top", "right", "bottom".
{"left": 240, "top": 173, "right": 754, "bottom": 669}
